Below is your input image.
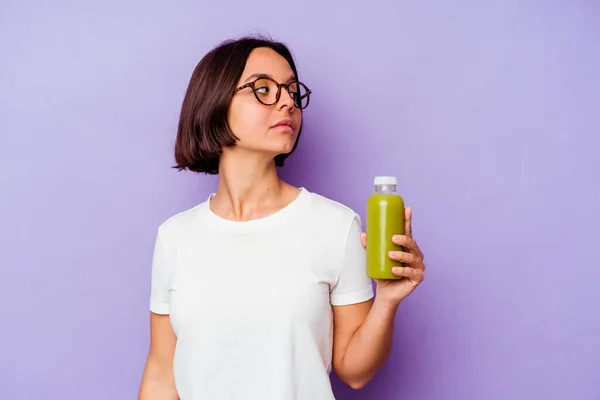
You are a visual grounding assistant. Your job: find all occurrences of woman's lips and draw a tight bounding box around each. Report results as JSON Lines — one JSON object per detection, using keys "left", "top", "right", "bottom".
{"left": 271, "top": 118, "right": 294, "bottom": 132}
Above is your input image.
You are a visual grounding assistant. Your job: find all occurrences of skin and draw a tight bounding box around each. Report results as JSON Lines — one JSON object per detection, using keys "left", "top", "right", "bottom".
{"left": 333, "top": 206, "right": 426, "bottom": 389}
{"left": 210, "top": 47, "right": 303, "bottom": 221}
{"left": 138, "top": 47, "right": 426, "bottom": 399}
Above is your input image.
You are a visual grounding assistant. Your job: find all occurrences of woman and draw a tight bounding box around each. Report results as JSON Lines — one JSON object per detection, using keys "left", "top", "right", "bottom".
{"left": 138, "top": 36, "right": 426, "bottom": 400}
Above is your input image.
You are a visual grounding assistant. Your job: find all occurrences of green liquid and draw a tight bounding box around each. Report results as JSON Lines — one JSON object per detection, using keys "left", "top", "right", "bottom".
{"left": 366, "top": 192, "right": 405, "bottom": 280}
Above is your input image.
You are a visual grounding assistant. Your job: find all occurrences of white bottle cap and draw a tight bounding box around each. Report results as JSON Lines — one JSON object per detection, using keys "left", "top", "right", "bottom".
{"left": 374, "top": 176, "right": 397, "bottom": 185}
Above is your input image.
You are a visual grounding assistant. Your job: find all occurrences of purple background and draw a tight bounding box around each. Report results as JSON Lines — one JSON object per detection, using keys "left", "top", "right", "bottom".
{"left": 1, "top": 1, "right": 599, "bottom": 399}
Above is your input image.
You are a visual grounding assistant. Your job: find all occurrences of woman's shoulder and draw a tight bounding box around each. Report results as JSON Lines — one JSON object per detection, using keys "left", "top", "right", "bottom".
{"left": 305, "top": 189, "right": 361, "bottom": 224}
{"left": 156, "top": 198, "right": 210, "bottom": 238}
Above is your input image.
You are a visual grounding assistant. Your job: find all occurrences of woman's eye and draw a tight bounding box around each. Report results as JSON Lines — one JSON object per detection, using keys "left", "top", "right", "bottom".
{"left": 256, "top": 86, "right": 270, "bottom": 94}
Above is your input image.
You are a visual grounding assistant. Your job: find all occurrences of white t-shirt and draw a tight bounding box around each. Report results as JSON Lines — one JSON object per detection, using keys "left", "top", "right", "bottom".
{"left": 149, "top": 187, "right": 374, "bottom": 400}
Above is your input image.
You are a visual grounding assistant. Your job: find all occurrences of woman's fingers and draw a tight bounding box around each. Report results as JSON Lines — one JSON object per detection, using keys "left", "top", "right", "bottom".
{"left": 391, "top": 265, "right": 425, "bottom": 282}
{"left": 404, "top": 207, "right": 413, "bottom": 238}
{"left": 388, "top": 250, "right": 420, "bottom": 264}
{"left": 392, "top": 235, "right": 424, "bottom": 261}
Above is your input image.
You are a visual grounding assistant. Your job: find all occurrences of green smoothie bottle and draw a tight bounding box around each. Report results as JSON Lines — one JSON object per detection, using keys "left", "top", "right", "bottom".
{"left": 366, "top": 176, "right": 405, "bottom": 280}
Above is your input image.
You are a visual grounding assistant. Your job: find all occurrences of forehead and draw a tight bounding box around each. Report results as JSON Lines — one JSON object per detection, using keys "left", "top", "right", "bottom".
{"left": 240, "top": 47, "right": 295, "bottom": 81}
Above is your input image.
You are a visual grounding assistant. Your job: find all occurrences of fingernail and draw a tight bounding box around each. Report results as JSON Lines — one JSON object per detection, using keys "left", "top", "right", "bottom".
{"left": 393, "top": 235, "right": 401, "bottom": 241}
{"left": 392, "top": 267, "right": 401, "bottom": 273}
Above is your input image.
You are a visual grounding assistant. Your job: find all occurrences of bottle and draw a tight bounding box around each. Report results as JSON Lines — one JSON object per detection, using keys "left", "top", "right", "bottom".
{"left": 366, "top": 176, "right": 405, "bottom": 280}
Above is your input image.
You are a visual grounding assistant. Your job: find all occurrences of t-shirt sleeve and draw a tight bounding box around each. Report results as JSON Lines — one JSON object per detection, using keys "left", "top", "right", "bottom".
{"left": 149, "top": 229, "right": 171, "bottom": 315}
{"left": 330, "top": 214, "right": 375, "bottom": 306}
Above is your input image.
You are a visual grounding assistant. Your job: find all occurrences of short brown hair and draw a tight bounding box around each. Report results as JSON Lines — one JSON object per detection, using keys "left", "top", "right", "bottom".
{"left": 173, "top": 36, "right": 303, "bottom": 175}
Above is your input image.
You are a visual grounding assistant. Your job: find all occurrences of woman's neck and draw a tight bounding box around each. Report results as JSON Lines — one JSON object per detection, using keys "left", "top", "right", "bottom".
{"left": 211, "top": 152, "right": 297, "bottom": 221}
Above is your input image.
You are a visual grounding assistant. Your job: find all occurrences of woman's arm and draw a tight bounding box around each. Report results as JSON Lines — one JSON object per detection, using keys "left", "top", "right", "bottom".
{"left": 331, "top": 298, "right": 397, "bottom": 389}
{"left": 333, "top": 207, "right": 426, "bottom": 389}
{"left": 138, "top": 313, "right": 179, "bottom": 400}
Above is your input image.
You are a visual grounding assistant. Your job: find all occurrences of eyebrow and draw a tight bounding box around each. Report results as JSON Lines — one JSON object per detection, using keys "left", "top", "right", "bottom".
{"left": 244, "top": 73, "right": 296, "bottom": 84}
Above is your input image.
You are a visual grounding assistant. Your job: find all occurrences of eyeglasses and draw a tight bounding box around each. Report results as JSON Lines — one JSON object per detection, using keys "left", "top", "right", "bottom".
{"left": 234, "top": 77, "right": 312, "bottom": 109}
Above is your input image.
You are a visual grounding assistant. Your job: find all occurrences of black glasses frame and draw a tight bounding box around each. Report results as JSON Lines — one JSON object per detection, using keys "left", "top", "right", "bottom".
{"left": 234, "top": 77, "right": 312, "bottom": 109}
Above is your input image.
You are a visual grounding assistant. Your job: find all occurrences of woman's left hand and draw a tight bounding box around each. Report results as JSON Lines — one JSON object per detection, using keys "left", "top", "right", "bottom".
{"left": 360, "top": 206, "right": 426, "bottom": 307}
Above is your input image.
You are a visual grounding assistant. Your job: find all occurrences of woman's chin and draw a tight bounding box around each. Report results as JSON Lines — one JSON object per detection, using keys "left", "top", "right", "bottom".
{"left": 278, "top": 143, "right": 296, "bottom": 155}
{"left": 270, "top": 139, "right": 297, "bottom": 155}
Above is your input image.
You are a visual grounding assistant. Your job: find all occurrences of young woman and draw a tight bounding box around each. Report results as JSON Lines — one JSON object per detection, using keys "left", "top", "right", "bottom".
{"left": 138, "top": 36, "right": 426, "bottom": 400}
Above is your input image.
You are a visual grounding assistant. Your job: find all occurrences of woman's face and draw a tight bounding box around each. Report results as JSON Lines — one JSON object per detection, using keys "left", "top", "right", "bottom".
{"left": 227, "top": 47, "right": 302, "bottom": 159}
